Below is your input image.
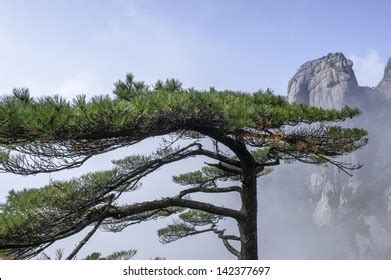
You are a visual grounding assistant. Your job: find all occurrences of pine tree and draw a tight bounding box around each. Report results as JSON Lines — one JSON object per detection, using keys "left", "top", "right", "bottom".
{"left": 0, "top": 74, "right": 367, "bottom": 259}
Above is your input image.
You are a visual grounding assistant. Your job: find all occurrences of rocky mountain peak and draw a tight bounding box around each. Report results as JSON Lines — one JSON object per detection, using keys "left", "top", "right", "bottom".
{"left": 287, "top": 53, "right": 359, "bottom": 109}
{"left": 296, "top": 52, "right": 353, "bottom": 72}
{"left": 385, "top": 58, "right": 391, "bottom": 78}
{"left": 375, "top": 58, "right": 391, "bottom": 99}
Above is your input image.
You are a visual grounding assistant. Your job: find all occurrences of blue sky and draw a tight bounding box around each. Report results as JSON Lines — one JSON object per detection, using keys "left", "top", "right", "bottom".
{"left": 0, "top": 0, "right": 390, "bottom": 259}
{"left": 1, "top": 0, "right": 390, "bottom": 98}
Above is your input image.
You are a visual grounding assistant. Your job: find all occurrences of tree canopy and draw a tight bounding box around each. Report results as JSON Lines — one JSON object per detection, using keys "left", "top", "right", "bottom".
{"left": 0, "top": 74, "right": 367, "bottom": 259}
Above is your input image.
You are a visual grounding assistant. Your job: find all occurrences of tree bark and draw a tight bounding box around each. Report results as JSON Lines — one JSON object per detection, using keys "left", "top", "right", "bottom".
{"left": 238, "top": 158, "right": 259, "bottom": 260}
{"left": 187, "top": 128, "right": 260, "bottom": 259}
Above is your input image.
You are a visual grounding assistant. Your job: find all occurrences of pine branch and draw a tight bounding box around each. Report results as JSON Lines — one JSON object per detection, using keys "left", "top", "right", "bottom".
{"left": 178, "top": 186, "right": 241, "bottom": 198}
{"left": 66, "top": 218, "right": 104, "bottom": 260}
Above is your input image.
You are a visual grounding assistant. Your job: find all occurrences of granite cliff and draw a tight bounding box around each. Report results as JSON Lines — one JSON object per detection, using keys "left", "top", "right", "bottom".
{"left": 287, "top": 53, "right": 391, "bottom": 258}
{"left": 376, "top": 58, "right": 391, "bottom": 98}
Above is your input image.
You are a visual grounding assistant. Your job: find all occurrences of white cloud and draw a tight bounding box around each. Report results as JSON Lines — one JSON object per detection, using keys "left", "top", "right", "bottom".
{"left": 349, "top": 49, "right": 386, "bottom": 87}
{"left": 54, "top": 72, "right": 96, "bottom": 97}
{"left": 1, "top": 73, "right": 98, "bottom": 99}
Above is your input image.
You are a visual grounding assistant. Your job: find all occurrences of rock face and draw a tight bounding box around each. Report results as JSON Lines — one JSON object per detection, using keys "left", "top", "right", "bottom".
{"left": 287, "top": 53, "right": 391, "bottom": 259}
{"left": 376, "top": 58, "right": 391, "bottom": 98}
{"left": 287, "top": 52, "right": 384, "bottom": 110}
{"left": 287, "top": 53, "right": 359, "bottom": 109}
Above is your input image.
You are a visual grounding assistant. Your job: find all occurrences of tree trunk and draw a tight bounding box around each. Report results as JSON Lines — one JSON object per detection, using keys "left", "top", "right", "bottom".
{"left": 238, "top": 164, "right": 258, "bottom": 260}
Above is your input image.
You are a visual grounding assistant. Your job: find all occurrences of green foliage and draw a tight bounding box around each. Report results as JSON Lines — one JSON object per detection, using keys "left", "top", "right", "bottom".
{"left": 12, "top": 88, "right": 32, "bottom": 103}
{"left": 158, "top": 222, "right": 195, "bottom": 243}
{"left": 0, "top": 152, "right": 161, "bottom": 230}
{"left": 173, "top": 170, "right": 207, "bottom": 187}
{"left": 0, "top": 74, "right": 362, "bottom": 146}
{"left": 173, "top": 166, "right": 235, "bottom": 187}
{"left": 0, "top": 182, "right": 77, "bottom": 235}
{"left": 0, "top": 168, "right": 120, "bottom": 235}
{"left": 113, "top": 73, "right": 149, "bottom": 100}
{"left": 179, "top": 209, "right": 220, "bottom": 226}
{"left": 326, "top": 126, "right": 367, "bottom": 140}
{"left": 83, "top": 252, "right": 102, "bottom": 260}
{"left": 251, "top": 148, "right": 271, "bottom": 162}
{"left": 84, "top": 249, "right": 137, "bottom": 260}
{"left": 154, "top": 79, "right": 182, "bottom": 92}
{"left": 158, "top": 210, "right": 220, "bottom": 243}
